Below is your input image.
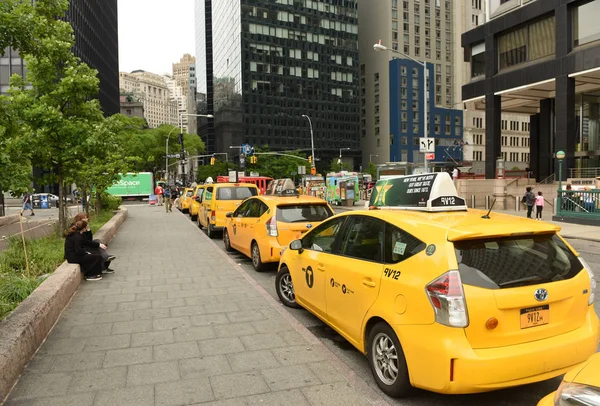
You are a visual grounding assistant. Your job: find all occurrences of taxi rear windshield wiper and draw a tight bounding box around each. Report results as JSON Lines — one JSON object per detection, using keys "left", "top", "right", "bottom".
{"left": 499, "top": 275, "right": 543, "bottom": 288}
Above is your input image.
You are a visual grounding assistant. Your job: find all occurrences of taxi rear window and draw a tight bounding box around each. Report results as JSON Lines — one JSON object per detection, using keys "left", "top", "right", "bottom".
{"left": 186, "top": 191, "right": 193, "bottom": 197}
{"left": 217, "top": 187, "right": 257, "bottom": 200}
{"left": 276, "top": 204, "right": 333, "bottom": 223}
{"left": 454, "top": 234, "right": 582, "bottom": 289}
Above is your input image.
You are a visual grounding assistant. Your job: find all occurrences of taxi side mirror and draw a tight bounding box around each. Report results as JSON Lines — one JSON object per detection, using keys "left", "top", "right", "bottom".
{"left": 226, "top": 212, "right": 233, "bottom": 218}
{"left": 289, "top": 239, "right": 303, "bottom": 253}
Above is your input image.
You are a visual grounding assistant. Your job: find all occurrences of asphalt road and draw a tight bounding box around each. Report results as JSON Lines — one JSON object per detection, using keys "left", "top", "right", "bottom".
{"left": 182, "top": 208, "right": 600, "bottom": 406}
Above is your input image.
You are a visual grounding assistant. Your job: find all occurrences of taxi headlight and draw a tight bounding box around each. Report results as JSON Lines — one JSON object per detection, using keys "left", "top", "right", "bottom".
{"left": 579, "top": 257, "right": 596, "bottom": 305}
{"left": 554, "top": 381, "right": 600, "bottom": 405}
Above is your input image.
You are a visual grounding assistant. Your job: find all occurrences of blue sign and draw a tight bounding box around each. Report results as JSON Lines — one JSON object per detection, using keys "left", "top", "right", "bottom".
{"left": 40, "top": 194, "right": 49, "bottom": 209}
{"left": 242, "top": 144, "right": 253, "bottom": 155}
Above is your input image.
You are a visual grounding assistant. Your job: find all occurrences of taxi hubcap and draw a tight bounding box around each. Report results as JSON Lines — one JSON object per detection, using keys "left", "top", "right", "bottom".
{"left": 280, "top": 274, "right": 295, "bottom": 303}
{"left": 224, "top": 232, "right": 229, "bottom": 246}
{"left": 372, "top": 333, "right": 399, "bottom": 385}
{"left": 252, "top": 246, "right": 259, "bottom": 266}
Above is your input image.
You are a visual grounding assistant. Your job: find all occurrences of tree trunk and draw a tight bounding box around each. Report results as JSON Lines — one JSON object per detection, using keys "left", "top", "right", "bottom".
{"left": 58, "top": 174, "right": 66, "bottom": 234}
{"left": 96, "top": 190, "right": 102, "bottom": 213}
{"left": 83, "top": 187, "right": 89, "bottom": 217}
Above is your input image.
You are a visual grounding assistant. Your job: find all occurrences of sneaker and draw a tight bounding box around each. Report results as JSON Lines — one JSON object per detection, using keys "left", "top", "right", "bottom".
{"left": 85, "top": 274, "right": 103, "bottom": 281}
{"left": 106, "top": 255, "right": 117, "bottom": 262}
{"left": 30, "top": 213, "right": 35, "bottom": 216}
{"left": 102, "top": 268, "right": 115, "bottom": 274}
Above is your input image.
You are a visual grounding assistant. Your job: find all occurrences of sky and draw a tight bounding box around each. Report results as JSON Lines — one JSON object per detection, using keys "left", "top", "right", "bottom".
{"left": 118, "top": 0, "right": 196, "bottom": 75}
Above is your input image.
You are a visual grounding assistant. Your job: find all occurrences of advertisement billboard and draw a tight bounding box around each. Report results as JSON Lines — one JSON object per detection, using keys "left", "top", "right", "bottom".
{"left": 106, "top": 173, "right": 154, "bottom": 197}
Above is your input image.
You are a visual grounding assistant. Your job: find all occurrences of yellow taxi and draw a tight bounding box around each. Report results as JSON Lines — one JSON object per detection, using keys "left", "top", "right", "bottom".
{"left": 177, "top": 187, "right": 194, "bottom": 212}
{"left": 198, "top": 182, "right": 258, "bottom": 238}
{"left": 188, "top": 184, "right": 205, "bottom": 221}
{"left": 275, "top": 172, "right": 599, "bottom": 398}
{"left": 538, "top": 352, "right": 600, "bottom": 405}
{"left": 222, "top": 179, "right": 334, "bottom": 271}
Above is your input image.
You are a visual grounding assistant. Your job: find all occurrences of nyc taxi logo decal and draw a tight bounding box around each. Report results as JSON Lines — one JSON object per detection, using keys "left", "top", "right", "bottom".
{"left": 302, "top": 266, "right": 314, "bottom": 288}
{"left": 330, "top": 278, "right": 354, "bottom": 295}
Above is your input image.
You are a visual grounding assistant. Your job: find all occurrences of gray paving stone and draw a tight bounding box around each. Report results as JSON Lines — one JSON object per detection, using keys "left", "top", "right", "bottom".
{"left": 108, "top": 281, "right": 140, "bottom": 289}
{"left": 78, "top": 303, "right": 119, "bottom": 314}
{"left": 173, "top": 325, "right": 216, "bottom": 342}
{"left": 226, "top": 349, "right": 280, "bottom": 372}
{"left": 59, "top": 313, "right": 97, "bottom": 327}
{"left": 226, "top": 310, "right": 267, "bottom": 323}
{"left": 152, "top": 297, "right": 186, "bottom": 309}
{"left": 94, "top": 310, "right": 134, "bottom": 324}
{"left": 102, "top": 293, "right": 137, "bottom": 304}
{"left": 4, "top": 392, "right": 94, "bottom": 406}
{"left": 204, "top": 302, "right": 240, "bottom": 314}
{"left": 90, "top": 288, "right": 123, "bottom": 296}
{"left": 120, "top": 286, "right": 153, "bottom": 294}
{"left": 214, "top": 322, "right": 257, "bottom": 338}
{"left": 199, "top": 337, "right": 246, "bottom": 356}
{"left": 307, "top": 361, "right": 347, "bottom": 384}
{"left": 136, "top": 291, "right": 169, "bottom": 301}
{"left": 251, "top": 318, "right": 293, "bottom": 334}
{"left": 8, "top": 372, "right": 73, "bottom": 400}
{"left": 84, "top": 334, "right": 131, "bottom": 351}
{"left": 278, "top": 330, "right": 310, "bottom": 346}
{"left": 68, "top": 366, "right": 127, "bottom": 393}
{"left": 271, "top": 346, "right": 326, "bottom": 366}
{"left": 300, "top": 382, "right": 372, "bottom": 406}
{"left": 185, "top": 295, "right": 219, "bottom": 306}
{"left": 131, "top": 330, "right": 174, "bottom": 347}
{"left": 94, "top": 385, "right": 155, "bottom": 406}
{"left": 23, "top": 354, "right": 56, "bottom": 374}
{"left": 245, "top": 389, "right": 310, "bottom": 406}
{"left": 210, "top": 371, "right": 270, "bottom": 400}
{"left": 152, "top": 315, "right": 192, "bottom": 331}
{"left": 117, "top": 300, "right": 152, "bottom": 311}
{"left": 180, "top": 282, "right": 210, "bottom": 291}
{"left": 170, "top": 305, "right": 206, "bottom": 317}
{"left": 179, "top": 355, "right": 232, "bottom": 379}
{"left": 154, "top": 341, "right": 200, "bottom": 361}
{"left": 155, "top": 378, "right": 215, "bottom": 406}
{"left": 103, "top": 346, "right": 154, "bottom": 367}
{"left": 261, "top": 364, "right": 321, "bottom": 391}
{"left": 138, "top": 278, "right": 167, "bottom": 286}
{"left": 39, "top": 338, "right": 86, "bottom": 355}
{"left": 151, "top": 283, "right": 182, "bottom": 292}
{"left": 125, "top": 274, "right": 154, "bottom": 281}
{"left": 112, "top": 319, "right": 153, "bottom": 334}
{"left": 70, "top": 295, "right": 105, "bottom": 305}
{"left": 239, "top": 333, "right": 288, "bottom": 351}
{"left": 192, "top": 399, "right": 247, "bottom": 406}
{"left": 50, "top": 351, "right": 105, "bottom": 372}
{"left": 133, "top": 307, "right": 171, "bottom": 319}
{"left": 191, "top": 313, "right": 230, "bottom": 326}
{"left": 69, "top": 322, "right": 113, "bottom": 338}
{"left": 127, "top": 360, "right": 180, "bottom": 386}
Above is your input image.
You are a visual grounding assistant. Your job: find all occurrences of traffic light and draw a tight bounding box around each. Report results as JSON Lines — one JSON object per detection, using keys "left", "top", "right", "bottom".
{"left": 210, "top": 157, "right": 216, "bottom": 165}
{"left": 178, "top": 133, "right": 184, "bottom": 144}
{"left": 250, "top": 155, "right": 257, "bottom": 164}
{"left": 308, "top": 155, "right": 312, "bottom": 164}
{"left": 311, "top": 166, "right": 317, "bottom": 175}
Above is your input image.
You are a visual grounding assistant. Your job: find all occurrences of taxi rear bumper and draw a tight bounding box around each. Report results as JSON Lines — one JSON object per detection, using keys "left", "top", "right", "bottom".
{"left": 395, "top": 307, "right": 599, "bottom": 394}
{"left": 255, "top": 237, "right": 283, "bottom": 264}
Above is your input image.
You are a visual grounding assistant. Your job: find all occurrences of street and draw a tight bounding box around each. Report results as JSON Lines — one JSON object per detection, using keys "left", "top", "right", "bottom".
{"left": 213, "top": 207, "right": 600, "bottom": 406}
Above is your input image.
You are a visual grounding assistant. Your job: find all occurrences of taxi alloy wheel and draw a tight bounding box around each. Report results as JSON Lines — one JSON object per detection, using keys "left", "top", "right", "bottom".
{"left": 368, "top": 323, "right": 411, "bottom": 398}
{"left": 223, "top": 229, "right": 234, "bottom": 252}
{"left": 190, "top": 212, "right": 197, "bottom": 221}
{"left": 206, "top": 221, "right": 216, "bottom": 239}
{"left": 251, "top": 242, "right": 265, "bottom": 272}
{"left": 275, "top": 267, "right": 300, "bottom": 309}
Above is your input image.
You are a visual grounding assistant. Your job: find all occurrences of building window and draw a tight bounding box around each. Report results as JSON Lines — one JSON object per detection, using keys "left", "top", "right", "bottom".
{"left": 574, "top": 0, "right": 600, "bottom": 47}
{"left": 471, "top": 42, "right": 485, "bottom": 77}
{"left": 498, "top": 16, "right": 555, "bottom": 70}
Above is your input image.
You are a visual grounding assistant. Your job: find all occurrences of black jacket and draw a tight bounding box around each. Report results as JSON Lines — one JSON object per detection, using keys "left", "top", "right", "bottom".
{"left": 64, "top": 232, "right": 100, "bottom": 263}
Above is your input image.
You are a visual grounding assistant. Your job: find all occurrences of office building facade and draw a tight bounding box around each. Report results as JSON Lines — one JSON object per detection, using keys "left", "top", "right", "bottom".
{"left": 462, "top": 0, "right": 600, "bottom": 179}
{"left": 1, "top": 0, "right": 119, "bottom": 116}
{"left": 196, "top": 0, "right": 360, "bottom": 167}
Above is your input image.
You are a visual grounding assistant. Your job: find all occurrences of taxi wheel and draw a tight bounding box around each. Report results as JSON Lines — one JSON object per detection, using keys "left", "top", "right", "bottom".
{"left": 367, "top": 323, "right": 411, "bottom": 398}
{"left": 206, "top": 222, "right": 216, "bottom": 239}
{"left": 223, "top": 229, "right": 234, "bottom": 252}
{"left": 251, "top": 242, "right": 265, "bottom": 272}
{"left": 190, "top": 213, "right": 197, "bottom": 221}
{"left": 197, "top": 216, "right": 203, "bottom": 229}
{"left": 275, "top": 267, "right": 300, "bottom": 308}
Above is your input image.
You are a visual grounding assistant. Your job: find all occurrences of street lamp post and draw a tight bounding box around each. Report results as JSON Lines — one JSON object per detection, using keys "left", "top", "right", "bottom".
{"left": 339, "top": 147, "right": 350, "bottom": 172}
{"left": 557, "top": 150, "right": 566, "bottom": 212}
{"left": 165, "top": 125, "right": 180, "bottom": 185}
{"left": 374, "top": 40, "right": 429, "bottom": 172}
{"left": 177, "top": 113, "right": 214, "bottom": 185}
{"left": 301, "top": 115, "right": 316, "bottom": 173}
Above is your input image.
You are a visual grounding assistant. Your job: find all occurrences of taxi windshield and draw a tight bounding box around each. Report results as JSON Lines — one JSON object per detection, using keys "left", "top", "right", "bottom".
{"left": 454, "top": 234, "right": 582, "bottom": 289}
{"left": 186, "top": 191, "right": 193, "bottom": 197}
{"left": 217, "top": 187, "right": 257, "bottom": 200}
{"left": 276, "top": 204, "right": 333, "bottom": 223}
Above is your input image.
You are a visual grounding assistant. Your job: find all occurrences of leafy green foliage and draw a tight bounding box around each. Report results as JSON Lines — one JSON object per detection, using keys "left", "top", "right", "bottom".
{"left": 367, "top": 162, "right": 378, "bottom": 180}
{"left": 90, "top": 192, "right": 122, "bottom": 212}
{"left": 328, "top": 158, "right": 353, "bottom": 173}
{"left": 244, "top": 146, "right": 309, "bottom": 180}
{"left": 0, "top": 275, "right": 41, "bottom": 320}
{"left": 196, "top": 160, "right": 234, "bottom": 183}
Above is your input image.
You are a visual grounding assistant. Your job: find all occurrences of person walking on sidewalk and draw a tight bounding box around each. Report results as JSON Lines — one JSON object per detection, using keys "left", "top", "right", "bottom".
{"left": 535, "top": 191, "right": 544, "bottom": 220}
{"left": 155, "top": 183, "right": 164, "bottom": 206}
{"left": 164, "top": 186, "right": 173, "bottom": 212}
{"left": 64, "top": 220, "right": 106, "bottom": 281}
{"left": 523, "top": 187, "right": 536, "bottom": 219}
{"left": 20, "top": 191, "right": 35, "bottom": 216}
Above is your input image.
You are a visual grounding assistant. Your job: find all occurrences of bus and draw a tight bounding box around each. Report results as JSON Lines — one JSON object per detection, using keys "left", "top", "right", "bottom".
{"left": 216, "top": 176, "right": 273, "bottom": 195}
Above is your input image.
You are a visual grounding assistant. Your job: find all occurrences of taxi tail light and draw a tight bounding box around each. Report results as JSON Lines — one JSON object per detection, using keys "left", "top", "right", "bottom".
{"left": 579, "top": 257, "right": 596, "bottom": 305}
{"left": 426, "top": 271, "right": 469, "bottom": 328}
{"left": 266, "top": 216, "right": 278, "bottom": 237}
{"left": 211, "top": 210, "right": 216, "bottom": 221}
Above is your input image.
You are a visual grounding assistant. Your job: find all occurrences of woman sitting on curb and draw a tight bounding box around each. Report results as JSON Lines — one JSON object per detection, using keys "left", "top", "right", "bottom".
{"left": 64, "top": 220, "right": 106, "bottom": 281}
{"left": 72, "top": 213, "right": 116, "bottom": 273}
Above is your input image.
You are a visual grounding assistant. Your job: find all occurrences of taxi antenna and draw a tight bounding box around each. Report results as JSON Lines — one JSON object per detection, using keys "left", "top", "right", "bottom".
{"left": 481, "top": 198, "right": 496, "bottom": 219}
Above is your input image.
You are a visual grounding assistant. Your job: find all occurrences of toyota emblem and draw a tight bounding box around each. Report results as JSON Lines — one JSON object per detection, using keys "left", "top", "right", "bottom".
{"left": 534, "top": 288, "right": 548, "bottom": 302}
{"left": 306, "top": 224, "right": 313, "bottom": 229}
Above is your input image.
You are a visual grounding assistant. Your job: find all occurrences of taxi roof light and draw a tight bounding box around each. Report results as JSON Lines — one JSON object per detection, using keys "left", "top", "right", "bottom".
{"left": 426, "top": 271, "right": 469, "bottom": 328}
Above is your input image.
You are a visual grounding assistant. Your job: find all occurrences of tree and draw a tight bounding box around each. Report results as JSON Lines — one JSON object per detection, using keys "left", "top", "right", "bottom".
{"left": 328, "top": 158, "right": 353, "bottom": 173}
{"left": 367, "top": 162, "right": 378, "bottom": 180}
{"left": 245, "top": 146, "right": 309, "bottom": 179}
{"left": 196, "top": 161, "right": 234, "bottom": 183}
{"left": 0, "top": 95, "right": 32, "bottom": 198}
{"left": 7, "top": 0, "right": 105, "bottom": 231}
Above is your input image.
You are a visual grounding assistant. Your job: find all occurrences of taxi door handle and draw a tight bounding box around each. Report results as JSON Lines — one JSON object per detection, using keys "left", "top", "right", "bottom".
{"left": 316, "top": 263, "right": 325, "bottom": 272}
{"left": 362, "top": 278, "right": 376, "bottom": 288}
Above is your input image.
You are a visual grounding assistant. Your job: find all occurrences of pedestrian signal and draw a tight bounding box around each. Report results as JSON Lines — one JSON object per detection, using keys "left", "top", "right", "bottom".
{"left": 311, "top": 166, "right": 317, "bottom": 175}
{"left": 210, "top": 157, "right": 216, "bottom": 165}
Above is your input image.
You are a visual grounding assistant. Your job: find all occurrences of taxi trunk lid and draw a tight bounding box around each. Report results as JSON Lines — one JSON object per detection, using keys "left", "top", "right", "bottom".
{"left": 274, "top": 203, "right": 333, "bottom": 246}
{"left": 452, "top": 232, "right": 590, "bottom": 349}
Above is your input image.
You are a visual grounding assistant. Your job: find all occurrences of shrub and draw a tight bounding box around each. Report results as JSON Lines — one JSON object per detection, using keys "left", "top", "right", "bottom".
{"left": 90, "top": 192, "right": 122, "bottom": 211}
{"left": 0, "top": 274, "right": 41, "bottom": 320}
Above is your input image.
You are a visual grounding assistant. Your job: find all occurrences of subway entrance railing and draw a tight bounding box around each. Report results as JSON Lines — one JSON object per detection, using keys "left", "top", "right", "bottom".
{"left": 556, "top": 189, "right": 600, "bottom": 220}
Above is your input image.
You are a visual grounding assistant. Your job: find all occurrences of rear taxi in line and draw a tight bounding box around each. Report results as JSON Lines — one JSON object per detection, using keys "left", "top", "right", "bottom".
{"left": 176, "top": 187, "right": 194, "bottom": 213}
{"left": 275, "top": 172, "right": 599, "bottom": 398}
{"left": 223, "top": 179, "right": 334, "bottom": 271}
{"left": 197, "top": 182, "right": 258, "bottom": 238}
{"left": 538, "top": 352, "right": 600, "bottom": 405}
{"left": 189, "top": 184, "right": 206, "bottom": 221}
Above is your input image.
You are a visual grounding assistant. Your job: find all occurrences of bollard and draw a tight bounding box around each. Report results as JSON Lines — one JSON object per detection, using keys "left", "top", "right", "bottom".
{"left": 485, "top": 195, "right": 490, "bottom": 211}
{"left": 553, "top": 197, "right": 558, "bottom": 215}
{"left": 515, "top": 196, "right": 519, "bottom": 212}
{"left": 471, "top": 195, "right": 476, "bottom": 209}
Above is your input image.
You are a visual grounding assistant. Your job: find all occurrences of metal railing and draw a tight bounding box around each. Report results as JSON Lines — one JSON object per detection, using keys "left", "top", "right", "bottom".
{"left": 556, "top": 189, "right": 600, "bottom": 220}
{"left": 568, "top": 167, "right": 600, "bottom": 179}
{"left": 538, "top": 174, "right": 555, "bottom": 185}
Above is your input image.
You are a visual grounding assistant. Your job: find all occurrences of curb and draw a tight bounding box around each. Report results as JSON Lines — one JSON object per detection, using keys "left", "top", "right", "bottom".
{"left": 0, "top": 214, "right": 20, "bottom": 228}
{"left": 179, "top": 210, "right": 391, "bottom": 406}
{"left": 0, "top": 208, "right": 128, "bottom": 402}
{"left": 561, "top": 235, "right": 600, "bottom": 243}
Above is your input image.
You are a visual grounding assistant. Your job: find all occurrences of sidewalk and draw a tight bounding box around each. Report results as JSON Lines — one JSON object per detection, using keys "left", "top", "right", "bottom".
{"left": 4, "top": 205, "right": 387, "bottom": 406}
{"left": 338, "top": 200, "right": 600, "bottom": 242}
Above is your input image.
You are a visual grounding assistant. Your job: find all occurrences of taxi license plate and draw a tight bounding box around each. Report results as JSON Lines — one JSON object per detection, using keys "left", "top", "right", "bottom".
{"left": 520, "top": 305, "right": 549, "bottom": 329}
